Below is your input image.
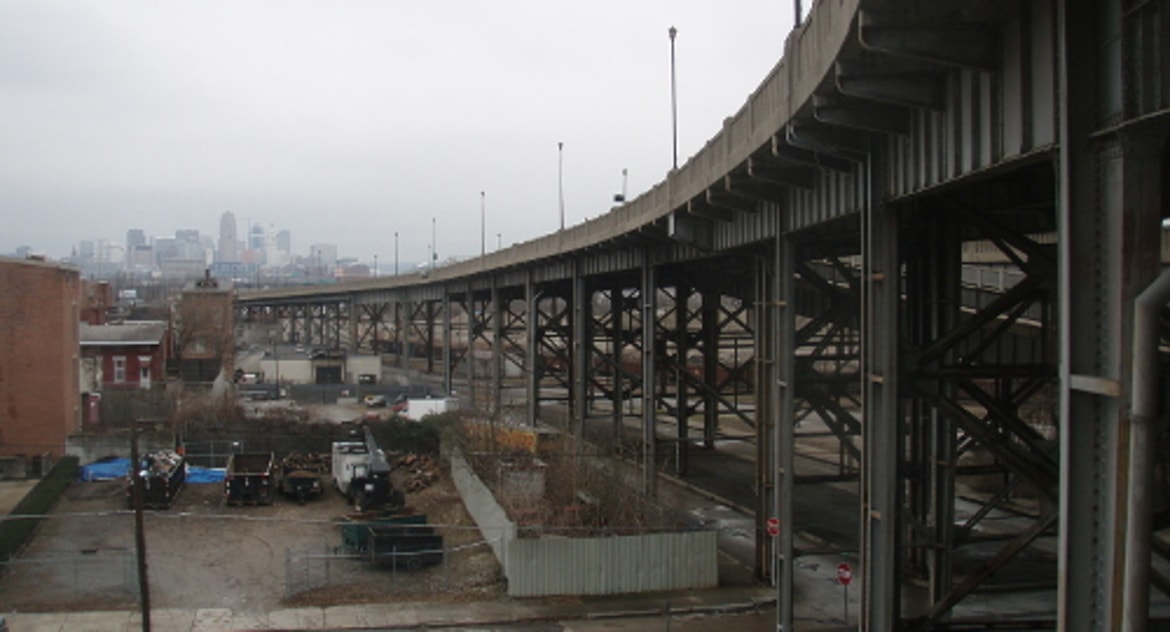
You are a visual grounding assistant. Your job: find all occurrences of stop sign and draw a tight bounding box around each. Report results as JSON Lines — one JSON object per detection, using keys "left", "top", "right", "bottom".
{"left": 837, "top": 562, "right": 853, "bottom": 586}
{"left": 765, "top": 517, "right": 780, "bottom": 536}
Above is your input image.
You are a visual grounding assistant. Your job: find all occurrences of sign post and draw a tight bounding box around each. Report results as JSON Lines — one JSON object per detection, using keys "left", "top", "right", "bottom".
{"left": 837, "top": 562, "right": 852, "bottom": 626}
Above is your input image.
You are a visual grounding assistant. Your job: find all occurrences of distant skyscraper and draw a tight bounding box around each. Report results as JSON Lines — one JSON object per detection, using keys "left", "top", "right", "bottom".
{"left": 126, "top": 229, "right": 146, "bottom": 250}
{"left": 217, "top": 211, "right": 239, "bottom": 263}
{"left": 276, "top": 229, "right": 291, "bottom": 254}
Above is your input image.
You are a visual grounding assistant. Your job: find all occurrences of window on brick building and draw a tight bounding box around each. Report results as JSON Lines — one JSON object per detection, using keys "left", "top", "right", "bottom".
{"left": 113, "top": 356, "right": 126, "bottom": 383}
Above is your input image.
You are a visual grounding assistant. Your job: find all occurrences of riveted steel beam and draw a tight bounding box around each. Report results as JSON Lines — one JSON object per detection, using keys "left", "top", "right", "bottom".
{"left": 786, "top": 122, "right": 869, "bottom": 157}
{"left": 705, "top": 186, "right": 756, "bottom": 215}
{"left": 668, "top": 210, "right": 714, "bottom": 250}
{"left": 836, "top": 61, "right": 945, "bottom": 110}
{"left": 747, "top": 156, "right": 818, "bottom": 190}
{"left": 771, "top": 135, "right": 856, "bottom": 172}
{"left": 813, "top": 93, "right": 911, "bottom": 136}
{"left": 724, "top": 172, "right": 789, "bottom": 203}
{"left": 859, "top": 9, "right": 999, "bottom": 72}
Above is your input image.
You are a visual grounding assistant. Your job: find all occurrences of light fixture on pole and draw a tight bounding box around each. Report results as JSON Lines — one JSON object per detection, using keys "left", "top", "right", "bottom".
{"left": 669, "top": 25, "right": 678, "bottom": 170}
{"left": 480, "top": 191, "right": 486, "bottom": 256}
{"left": 558, "top": 142, "right": 565, "bottom": 231}
{"left": 614, "top": 168, "right": 628, "bottom": 203}
{"left": 497, "top": 232, "right": 502, "bottom": 250}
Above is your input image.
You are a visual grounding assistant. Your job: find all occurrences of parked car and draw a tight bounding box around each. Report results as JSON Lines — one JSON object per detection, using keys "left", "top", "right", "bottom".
{"left": 364, "top": 394, "right": 387, "bottom": 408}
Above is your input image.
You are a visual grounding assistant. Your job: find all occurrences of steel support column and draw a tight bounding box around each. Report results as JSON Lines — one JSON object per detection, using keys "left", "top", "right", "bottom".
{"left": 755, "top": 249, "right": 777, "bottom": 579}
{"left": 526, "top": 272, "right": 540, "bottom": 425}
{"left": 701, "top": 287, "right": 720, "bottom": 449}
{"left": 491, "top": 280, "right": 502, "bottom": 416}
{"left": 641, "top": 252, "right": 658, "bottom": 498}
{"left": 611, "top": 284, "right": 627, "bottom": 439}
{"left": 674, "top": 281, "right": 691, "bottom": 475}
{"left": 776, "top": 233, "right": 797, "bottom": 632}
{"left": 442, "top": 291, "right": 452, "bottom": 396}
{"left": 572, "top": 261, "right": 588, "bottom": 439}
{"left": 862, "top": 145, "right": 898, "bottom": 631}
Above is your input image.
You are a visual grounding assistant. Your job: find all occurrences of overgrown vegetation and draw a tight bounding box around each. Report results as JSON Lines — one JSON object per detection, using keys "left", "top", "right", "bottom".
{"left": 0, "top": 457, "right": 79, "bottom": 560}
{"left": 457, "top": 418, "right": 676, "bottom": 537}
{"left": 172, "top": 392, "right": 453, "bottom": 458}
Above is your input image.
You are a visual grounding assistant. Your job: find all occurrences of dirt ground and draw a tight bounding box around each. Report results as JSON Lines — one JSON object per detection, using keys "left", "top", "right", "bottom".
{"left": 0, "top": 458, "right": 503, "bottom": 613}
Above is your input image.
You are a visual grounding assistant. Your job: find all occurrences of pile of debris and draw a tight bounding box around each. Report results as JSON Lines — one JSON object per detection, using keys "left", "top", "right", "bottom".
{"left": 281, "top": 451, "right": 330, "bottom": 473}
{"left": 397, "top": 453, "right": 442, "bottom": 492}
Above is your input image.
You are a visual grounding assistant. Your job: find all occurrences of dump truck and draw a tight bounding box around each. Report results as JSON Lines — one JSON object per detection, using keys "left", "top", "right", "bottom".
{"left": 126, "top": 450, "right": 186, "bottom": 509}
{"left": 332, "top": 426, "right": 404, "bottom": 512}
{"left": 278, "top": 452, "right": 328, "bottom": 504}
{"left": 224, "top": 452, "right": 275, "bottom": 505}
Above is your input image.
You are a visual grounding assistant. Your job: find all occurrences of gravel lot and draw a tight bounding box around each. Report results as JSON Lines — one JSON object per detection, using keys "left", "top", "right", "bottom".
{"left": 0, "top": 460, "right": 502, "bottom": 613}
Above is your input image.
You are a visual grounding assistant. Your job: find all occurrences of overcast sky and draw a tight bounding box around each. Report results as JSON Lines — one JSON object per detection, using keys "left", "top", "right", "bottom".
{"left": 1, "top": 1, "right": 796, "bottom": 264}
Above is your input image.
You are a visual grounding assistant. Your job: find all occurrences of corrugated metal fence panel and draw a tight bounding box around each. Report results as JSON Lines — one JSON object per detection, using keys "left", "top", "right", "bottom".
{"left": 506, "top": 531, "right": 718, "bottom": 597}
{"left": 450, "top": 454, "right": 515, "bottom": 565}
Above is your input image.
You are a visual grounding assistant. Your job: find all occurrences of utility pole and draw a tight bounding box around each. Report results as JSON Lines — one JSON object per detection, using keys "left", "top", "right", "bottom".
{"left": 130, "top": 421, "right": 152, "bottom": 632}
{"left": 669, "top": 26, "right": 679, "bottom": 170}
{"left": 558, "top": 142, "right": 565, "bottom": 231}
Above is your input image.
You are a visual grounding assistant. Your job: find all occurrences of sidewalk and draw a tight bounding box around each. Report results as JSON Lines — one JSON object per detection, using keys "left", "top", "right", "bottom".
{"left": 4, "top": 586, "right": 776, "bottom": 631}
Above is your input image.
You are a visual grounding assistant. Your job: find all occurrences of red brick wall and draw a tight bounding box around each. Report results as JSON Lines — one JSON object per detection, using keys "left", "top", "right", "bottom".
{"left": 96, "top": 345, "right": 166, "bottom": 388}
{"left": 0, "top": 258, "right": 81, "bottom": 458}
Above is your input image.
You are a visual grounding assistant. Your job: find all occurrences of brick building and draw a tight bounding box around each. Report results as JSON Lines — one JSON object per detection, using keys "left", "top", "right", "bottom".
{"left": 79, "top": 320, "right": 170, "bottom": 427}
{"left": 175, "top": 271, "right": 235, "bottom": 383}
{"left": 80, "top": 321, "right": 169, "bottom": 390}
{"left": 79, "top": 279, "right": 114, "bottom": 325}
{"left": 0, "top": 257, "right": 81, "bottom": 460}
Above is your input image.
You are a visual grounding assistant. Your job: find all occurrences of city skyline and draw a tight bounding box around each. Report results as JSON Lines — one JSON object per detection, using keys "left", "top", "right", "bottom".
{"left": 1, "top": 1, "right": 796, "bottom": 265}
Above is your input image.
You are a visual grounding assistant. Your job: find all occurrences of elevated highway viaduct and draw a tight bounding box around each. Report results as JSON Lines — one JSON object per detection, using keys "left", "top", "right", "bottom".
{"left": 237, "top": 0, "right": 1170, "bottom": 629}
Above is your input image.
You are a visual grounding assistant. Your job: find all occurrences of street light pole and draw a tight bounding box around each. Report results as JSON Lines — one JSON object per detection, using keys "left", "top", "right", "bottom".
{"left": 558, "top": 142, "right": 565, "bottom": 231}
{"left": 481, "top": 191, "right": 486, "bottom": 256}
{"left": 373, "top": 254, "right": 378, "bottom": 278}
{"left": 431, "top": 217, "right": 437, "bottom": 270}
{"left": 394, "top": 231, "right": 399, "bottom": 275}
{"left": 669, "top": 25, "right": 678, "bottom": 170}
{"left": 497, "top": 232, "right": 502, "bottom": 250}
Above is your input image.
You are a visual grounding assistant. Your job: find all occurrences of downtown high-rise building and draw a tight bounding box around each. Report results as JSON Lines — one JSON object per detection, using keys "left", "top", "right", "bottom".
{"left": 217, "top": 211, "right": 239, "bottom": 263}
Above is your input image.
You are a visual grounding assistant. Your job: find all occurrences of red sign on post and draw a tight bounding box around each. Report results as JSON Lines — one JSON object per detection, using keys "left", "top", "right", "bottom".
{"left": 765, "top": 517, "right": 780, "bottom": 537}
{"left": 837, "top": 562, "right": 853, "bottom": 586}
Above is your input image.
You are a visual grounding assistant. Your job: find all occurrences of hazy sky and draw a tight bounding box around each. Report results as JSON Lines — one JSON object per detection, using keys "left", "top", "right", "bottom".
{"left": 1, "top": 1, "right": 796, "bottom": 264}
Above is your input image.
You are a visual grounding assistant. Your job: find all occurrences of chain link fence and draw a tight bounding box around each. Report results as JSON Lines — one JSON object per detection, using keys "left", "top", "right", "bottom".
{"left": 0, "top": 548, "right": 138, "bottom": 606}
{"left": 284, "top": 530, "right": 503, "bottom": 602}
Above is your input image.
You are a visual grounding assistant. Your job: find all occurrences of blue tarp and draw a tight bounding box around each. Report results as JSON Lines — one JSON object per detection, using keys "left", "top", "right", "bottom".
{"left": 186, "top": 467, "right": 226, "bottom": 484}
{"left": 78, "top": 459, "right": 226, "bottom": 484}
{"left": 77, "top": 458, "right": 131, "bottom": 481}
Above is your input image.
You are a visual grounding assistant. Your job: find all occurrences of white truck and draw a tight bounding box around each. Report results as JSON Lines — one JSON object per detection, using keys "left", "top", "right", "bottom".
{"left": 331, "top": 426, "right": 403, "bottom": 512}
{"left": 401, "top": 397, "right": 459, "bottom": 421}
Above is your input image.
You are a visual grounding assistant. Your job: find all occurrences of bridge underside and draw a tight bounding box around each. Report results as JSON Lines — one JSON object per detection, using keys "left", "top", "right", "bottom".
{"left": 237, "top": 0, "right": 1170, "bottom": 628}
